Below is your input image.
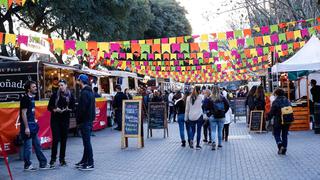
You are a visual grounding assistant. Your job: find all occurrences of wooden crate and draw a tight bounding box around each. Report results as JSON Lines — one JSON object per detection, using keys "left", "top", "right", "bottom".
{"left": 290, "top": 106, "right": 310, "bottom": 131}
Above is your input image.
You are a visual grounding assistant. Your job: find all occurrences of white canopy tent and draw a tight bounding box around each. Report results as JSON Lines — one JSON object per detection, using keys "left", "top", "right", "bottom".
{"left": 272, "top": 35, "right": 320, "bottom": 73}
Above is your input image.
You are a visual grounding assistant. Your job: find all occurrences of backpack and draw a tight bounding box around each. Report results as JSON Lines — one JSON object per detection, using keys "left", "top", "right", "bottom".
{"left": 281, "top": 105, "right": 294, "bottom": 125}
{"left": 213, "top": 99, "right": 226, "bottom": 118}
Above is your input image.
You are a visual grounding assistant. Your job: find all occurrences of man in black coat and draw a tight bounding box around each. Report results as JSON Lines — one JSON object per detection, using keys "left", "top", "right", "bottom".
{"left": 75, "top": 74, "right": 95, "bottom": 171}
{"left": 113, "top": 85, "right": 128, "bottom": 131}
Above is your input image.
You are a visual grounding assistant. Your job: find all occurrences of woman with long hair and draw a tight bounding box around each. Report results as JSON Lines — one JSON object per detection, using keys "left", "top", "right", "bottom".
{"left": 175, "top": 92, "right": 190, "bottom": 147}
{"left": 185, "top": 86, "right": 204, "bottom": 150}
{"left": 254, "top": 85, "right": 266, "bottom": 111}
{"left": 203, "top": 86, "right": 229, "bottom": 150}
{"left": 246, "top": 86, "right": 257, "bottom": 124}
{"left": 202, "top": 89, "right": 212, "bottom": 144}
{"left": 47, "top": 79, "right": 75, "bottom": 168}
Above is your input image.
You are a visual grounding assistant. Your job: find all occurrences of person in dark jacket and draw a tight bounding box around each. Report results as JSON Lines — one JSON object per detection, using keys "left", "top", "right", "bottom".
{"left": 151, "top": 90, "right": 163, "bottom": 102}
{"left": 75, "top": 74, "right": 95, "bottom": 171}
{"left": 112, "top": 85, "right": 128, "bottom": 131}
{"left": 93, "top": 87, "right": 101, "bottom": 98}
{"left": 310, "top": 79, "right": 320, "bottom": 103}
{"left": 267, "top": 88, "right": 292, "bottom": 155}
{"left": 203, "top": 86, "right": 229, "bottom": 150}
{"left": 48, "top": 79, "right": 75, "bottom": 168}
{"left": 202, "top": 89, "right": 212, "bottom": 144}
{"left": 253, "top": 86, "right": 266, "bottom": 111}
{"left": 124, "top": 88, "right": 132, "bottom": 100}
{"left": 175, "top": 93, "right": 189, "bottom": 147}
{"left": 245, "top": 86, "right": 257, "bottom": 124}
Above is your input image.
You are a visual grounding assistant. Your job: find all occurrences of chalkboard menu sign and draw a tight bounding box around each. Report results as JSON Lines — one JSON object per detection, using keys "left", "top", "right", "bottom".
{"left": 235, "top": 98, "right": 247, "bottom": 116}
{"left": 121, "top": 100, "right": 143, "bottom": 148}
{"left": 148, "top": 102, "right": 167, "bottom": 129}
{"left": 249, "top": 110, "right": 264, "bottom": 132}
{"left": 147, "top": 102, "right": 168, "bottom": 138}
{"left": 123, "top": 101, "right": 141, "bottom": 136}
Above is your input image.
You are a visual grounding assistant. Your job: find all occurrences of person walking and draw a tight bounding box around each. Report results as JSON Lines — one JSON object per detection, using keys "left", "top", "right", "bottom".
{"left": 202, "top": 89, "right": 212, "bottom": 144}
{"left": 175, "top": 93, "right": 188, "bottom": 147}
{"left": 185, "top": 86, "right": 204, "bottom": 150}
{"left": 223, "top": 107, "right": 233, "bottom": 142}
{"left": 168, "top": 91, "right": 175, "bottom": 123}
{"left": 47, "top": 79, "right": 75, "bottom": 168}
{"left": 203, "top": 86, "right": 229, "bottom": 150}
{"left": 267, "top": 88, "right": 293, "bottom": 155}
{"left": 75, "top": 74, "right": 96, "bottom": 170}
{"left": 20, "top": 80, "right": 52, "bottom": 171}
{"left": 112, "top": 85, "right": 128, "bottom": 131}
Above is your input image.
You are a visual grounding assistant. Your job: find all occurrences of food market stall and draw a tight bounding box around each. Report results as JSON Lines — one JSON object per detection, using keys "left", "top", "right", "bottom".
{"left": 272, "top": 35, "right": 320, "bottom": 131}
{"left": 0, "top": 60, "right": 108, "bottom": 153}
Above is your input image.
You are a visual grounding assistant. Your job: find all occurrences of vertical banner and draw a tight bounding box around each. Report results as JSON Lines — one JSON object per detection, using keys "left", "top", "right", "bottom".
{"left": 93, "top": 98, "right": 108, "bottom": 131}
{"left": 35, "top": 101, "right": 52, "bottom": 149}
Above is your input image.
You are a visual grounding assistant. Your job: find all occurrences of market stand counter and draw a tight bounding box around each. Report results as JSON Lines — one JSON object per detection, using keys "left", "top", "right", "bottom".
{"left": 0, "top": 98, "right": 107, "bottom": 154}
{"left": 290, "top": 104, "right": 310, "bottom": 131}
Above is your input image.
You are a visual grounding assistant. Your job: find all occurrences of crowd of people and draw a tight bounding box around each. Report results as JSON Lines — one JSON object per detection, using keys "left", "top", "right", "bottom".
{"left": 19, "top": 77, "right": 300, "bottom": 172}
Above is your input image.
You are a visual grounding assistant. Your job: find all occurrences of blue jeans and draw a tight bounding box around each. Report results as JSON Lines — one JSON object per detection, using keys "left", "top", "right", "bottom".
{"left": 273, "top": 124, "right": 290, "bottom": 148}
{"left": 23, "top": 134, "right": 47, "bottom": 168}
{"left": 187, "top": 116, "right": 204, "bottom": 146}
{"left": 209, "top": 116, "right": 225, "bottom": 145}
{"left": 177, "top": 114, "right": 185, "bottom": 141}
{"left": 80, "top": 121, "right": 94, "bottom": 166}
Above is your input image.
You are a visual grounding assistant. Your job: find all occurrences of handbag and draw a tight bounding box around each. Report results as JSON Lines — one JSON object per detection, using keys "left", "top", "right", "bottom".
{"left": 28, "top": 122, "right": 39, "bottom": 134}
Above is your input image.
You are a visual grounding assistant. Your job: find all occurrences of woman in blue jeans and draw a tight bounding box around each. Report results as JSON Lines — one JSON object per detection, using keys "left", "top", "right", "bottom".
{"left": 185, "top": 86, "right": 204, "bottom": 150}
{"left": 203, "top": 86, "right": 229, "bottom": 150}
{"left": 175, "top": 93, "right": 190, "bottom": 147}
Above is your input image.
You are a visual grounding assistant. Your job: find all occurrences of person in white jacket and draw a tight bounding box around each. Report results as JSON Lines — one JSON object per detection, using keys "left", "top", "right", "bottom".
{"left": 185, "top": 86, "right": 204, "bottom": 150}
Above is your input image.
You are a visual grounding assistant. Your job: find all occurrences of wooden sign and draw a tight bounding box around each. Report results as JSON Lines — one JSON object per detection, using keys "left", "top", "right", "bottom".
{"left": 147, "top": 102, "right": 168, "bottom": 138}
{"left": 249, "top": 110, "right": 264, "bottom": 133}
{"left": 121, "top": 100, "right": 144, "bottom": 148}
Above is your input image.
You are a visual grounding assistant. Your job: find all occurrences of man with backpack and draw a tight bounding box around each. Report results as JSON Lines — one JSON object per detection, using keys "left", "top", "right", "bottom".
{"left": 267, "top": 88, "right": 294, "bottom": 155}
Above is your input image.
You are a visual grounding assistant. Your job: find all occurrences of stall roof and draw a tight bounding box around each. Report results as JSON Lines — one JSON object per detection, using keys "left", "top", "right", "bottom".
{"left": 42, "top": 62, "right": 79, "bottom": 71}
{"left": 81, "top": 67, "right": 111, "bottom": 77}
{"left": 109, "top": 70, "right": 138, "bottom": 78}
{"left": 272, "top": 35, "right": 320, "bottom": 73}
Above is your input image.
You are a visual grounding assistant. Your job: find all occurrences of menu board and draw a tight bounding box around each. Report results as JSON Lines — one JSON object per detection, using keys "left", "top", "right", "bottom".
{"left": 235, "top": 98, "right": 247, "bottom": 116}
{"left": 148, "top": 102, "right": 166, "bottom": 129}
{"left": 250, "top": 110, "right": 263, "bottom": 132}
{"left": 122, "top": 101, "right": 141, "bottom": 136}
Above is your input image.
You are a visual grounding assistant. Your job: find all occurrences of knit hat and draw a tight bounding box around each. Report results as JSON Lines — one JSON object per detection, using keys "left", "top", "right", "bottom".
{"left": 77, "top": 74, "right": 89, "bottom": 84}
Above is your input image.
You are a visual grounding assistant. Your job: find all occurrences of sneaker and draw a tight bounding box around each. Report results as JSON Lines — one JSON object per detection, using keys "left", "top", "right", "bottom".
{"left": 39, "top": 164, "right": 54, "bottom": 170}
{"left": 181, "top": 140, "right": 186, "bottom": 147}
{"left": 196, "top": 145, "right": 202, "bottom": 150}
{"left": 212, "top": 143, "right": 216, "bottom": 151}
{"left": 78, "top": 165, "right": 94, "bottom": 171}
{"left": 281, "top": 148, "right": 287, "bottom": 155}
{"left": 277, "top": 143, "right": 283, "bottom": 154}
{"left": 189, "top": 140, "right": 194, "bottom": 149}
{"left": 203, "top": 139, "right": 208, "bottom": 143}
{"left": 60, "top": 160, "right": 67, "bottom": 167}
{"left": 24, "top": 164, "right": 37, "bottom": 172}
{"left": 75, "top": 162, "right": 84, "bottom": 168}
{"left": 49, "top": 160, "right": 55, "bottom": 168}
{"left": 218, "top": 145, "right": 223, "bottom": 148}
{"left": 208, "top": 140, "right": 212, "bottom": 144}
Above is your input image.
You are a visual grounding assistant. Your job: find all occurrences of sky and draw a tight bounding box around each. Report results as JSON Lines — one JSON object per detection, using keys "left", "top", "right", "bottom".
{"left": 177, "top": 0, "right": 246, "bottom": 35}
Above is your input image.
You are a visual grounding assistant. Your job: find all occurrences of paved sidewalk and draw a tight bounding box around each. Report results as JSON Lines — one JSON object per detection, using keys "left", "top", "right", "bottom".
{"left": 1, "top": 119, "right": 320, "bottom": 180}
